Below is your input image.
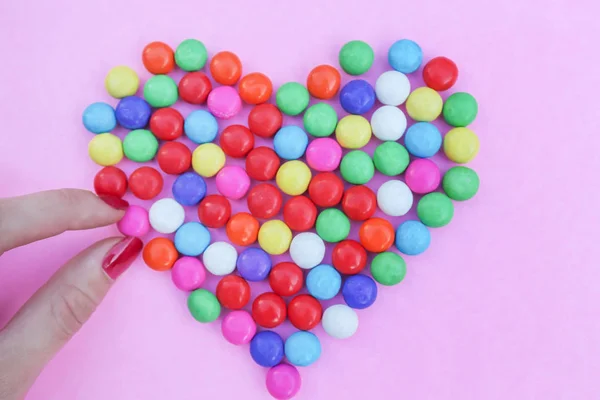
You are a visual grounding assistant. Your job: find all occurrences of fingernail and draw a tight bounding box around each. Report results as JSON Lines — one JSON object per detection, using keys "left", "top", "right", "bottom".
{"left": 99, "top": 195, "right": 129, "bottom": 210}
{"left": 102, "top": 236, "right": 143, "bottom": 280}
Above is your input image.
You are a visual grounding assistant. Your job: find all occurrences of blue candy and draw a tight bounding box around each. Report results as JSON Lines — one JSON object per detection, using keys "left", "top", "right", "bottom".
{"left": 388, "top": 39, "right": 423, "bottom": 74}
{"left": 115, "top": 96, "right": 151, "bottom": 129}
{"left": 404, "top": 122, "right": 442, "bottom": 158}
{"left": 237, "top": 248, "right": 272, "bottom": 281}
{"left": 250, "top": 331, "right": 284, "bottom": 367}
{"left": 273, "top": 126, "right": 308, "bottom": 160}
{"left": 395, "top": 220, "right": 431, "bottom": 255}
{"left": 172, "top": 172, "right": 207, "bottom": 206}
{"left": 340, "top": 80, "right": 375, "bottom": 115}
{"left": 174, "top": 222, "right": 211, "bottom": 256}
{"left": 284, "top": 331, "right": 321, "bottom": 367}
{"left": 342, "top": 274, "right": 377, "bottom": 309}
{"left": 184, "top": 110, "right": 218, "bottom": 144}
{"left": 306, "top": 264, "right": 341, "bottom": 300}
{"left": 82, "top": 102, "right": 117, "bottom": 134}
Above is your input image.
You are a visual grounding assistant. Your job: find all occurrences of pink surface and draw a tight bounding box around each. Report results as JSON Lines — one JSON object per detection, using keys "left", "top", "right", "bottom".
{"left": 0, "top": 1, "right": 599, "bottom": 399}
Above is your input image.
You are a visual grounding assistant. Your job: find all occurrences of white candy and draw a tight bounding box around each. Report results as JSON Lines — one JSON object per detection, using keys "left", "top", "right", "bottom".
{"left": 202, "top": 241, "right": 237, "bottom": 276}
{"left": 322, "top": 304, "right": 359, "bottom": 339}
{"left": 289, "top": 232, "right": 325, "bottom": 269}
{"left": 377, "top": 180, "right": 413, "bottom": 217}
{"left": 375, "top": 70, "right": 411, "bottom": 106}
{"left": 370, "top": 106, "right": 407, "bottom": 141}
{"left": 149, "top": 198, "right": 185, "bottom": 234}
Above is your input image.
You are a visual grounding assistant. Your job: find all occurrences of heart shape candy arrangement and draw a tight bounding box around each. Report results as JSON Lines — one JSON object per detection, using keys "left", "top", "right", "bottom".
{"left": 84, "top": 38, "right": 480, "bottom": 399}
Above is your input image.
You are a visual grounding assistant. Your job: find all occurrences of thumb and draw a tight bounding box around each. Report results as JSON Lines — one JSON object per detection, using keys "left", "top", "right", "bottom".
{"left": 0, "top": 236, "right": 142, "bottom": 399}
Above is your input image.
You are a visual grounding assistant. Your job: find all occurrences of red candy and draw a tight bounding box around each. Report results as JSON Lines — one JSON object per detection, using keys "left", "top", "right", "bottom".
{"left": 129, "top": 167, "right": 163, "bottom": 200}
{"left": 287, "top": 294, "right": 322, "bottom": 331}
{"left": 219, "top": 125, "right": 254, "bottom": 158}
{"left": 332, "top": 240, "right": 368, "bottom": 275}
{"left": 359, "top": 218, "right": 395, "bottom": 253}
{"left": 269, "top": 262, "right": 304, "bottom": 297}
{"left": 239, "top": 72, "right": 273, "bottom": 104}
{"left": 178, "top": 72, "right": 212, "bottom": 104}
{"left": 216, "top": 275, "right": 251, "bottom": 310}
{"left": 341, "top": 185, "right": 377, "bottom": 221}
{"left": 283, "top": 196, "right": 317, "bottom": 231}
{"left": 198, "top": 194, "right": 231, "bottom": 228}
{"left": 94, "top": 166, "right": 127, "bottom": 198}
{"left": 248, "top": 104, "right": 282, "bottom": 138}
{"left": 142, "top": 41, "right": 175, "bottom": 74}
{"left": 423, "top": 56, "right": 458, "bottom": 91}
{"left": 308, "top": 172, "right": 344, "bottom": 208}
{"left": 156, "top": 142, "right": 191, "bottom": 175}
{"left": 149, "top": 108, "right": 183, "bottom": 141}
{"left": 252, "top": 292, "right": 287, "bottom": 328}
{"left": 245, "top": 147, "right": 280, "bottom": 181}
{"left": 247, "top": 183, "right": 283, "bottom": 219}
{"left": 210, "top": 51, "right": 242, "bottom": 86}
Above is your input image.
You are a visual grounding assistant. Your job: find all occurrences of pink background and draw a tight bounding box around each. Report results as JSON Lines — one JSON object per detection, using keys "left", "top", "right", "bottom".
{"left": 1, "top": 0, "right": 599, "bottom": 399}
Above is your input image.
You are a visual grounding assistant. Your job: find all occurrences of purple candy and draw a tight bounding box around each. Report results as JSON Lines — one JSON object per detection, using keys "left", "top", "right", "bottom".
{"left": 236, "top": 248, "right": 272, "bottom": 281}
{"left": 115, "top": 96, "right": 151, "bottom": 129}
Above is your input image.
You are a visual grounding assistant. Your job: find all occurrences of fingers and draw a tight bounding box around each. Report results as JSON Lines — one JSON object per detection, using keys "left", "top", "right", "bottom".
{"left": 0, "top": 236, "right": 142, "bottom": 399}
{"left": 0, "top": 189, "right": 128, "bottom": 255}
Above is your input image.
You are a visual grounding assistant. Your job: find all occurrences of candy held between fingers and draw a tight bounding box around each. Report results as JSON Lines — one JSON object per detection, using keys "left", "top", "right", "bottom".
{"left": 252, "top": 292, "right": 287, "bottom": 328}
{"left": 203, "top": 241, "right": 238, "bottom": 276}
{"left": 284, "top": 331, "right": 321, "bottom": 367}
{"left": 289, "top": 232, "right": 326, "bottom": 270}
{"left": 115, "top": 96, "right": 151, "bottom": 129}
{"left": 375, "top": 70, "right": 411, "bottom": 106}
{"left": 123, "top": 129, "right": 159, "bottom": 162}
{"left": 404, "top": 122, "right": 442, "bottom": 158}
{"left": 175, "top": 39, "right": 208, "bottom": 71}
{"left": 174, "top": 222, "right": 211, "bottom": 256}
{"left": 149, "top": 198, "right": 185, "bottom": 234}
{"left": 192, "top": 143, "right": 226, "bottom": 177}
{"left": 266, "top": 364, "right": 302, "bottom": 400}
{"left": 185, "top": 110, "right": 218, "bottom": 144}
{"left": 370, "top": 105, "right": 407, "bottom": 141}
{"left": 377, "top": 179, "right": 413, "bottom": 217}
{"left": 322, "top": 304, "right": 359, "bottom": 339}
{"left": 405, "top": 158, "right": 441, "bottom": 194}
{"left": 371, "top": 252, "right": 407, "bottom": 286}
{"left": 171, "top": 257, "right": 207, "bottom": 291}
{"left": 269, "top": 262, "right": 304, "bottom": 297}
{"left": 276, "top": 161, "right": 311, "bottom": 196}
{"left": 250, "top": 331, "right": 284, "bottom": 368}
{"left": 306, "top": 264, "right": 342, "bottom": 301}
{"left": 276, "top": 82, "right": 310, "bottom": 116}
{"left": 143, "top": 237, "right": 178, "bottom": 271}
{"left": 342, "top": 274, "right": 378, "bottom": 309}
{"left": 88, "top": 133, "right": 123, "bottom": 166}
{"left": 406, "top": 87, "right": 444, "bottom": 122}
{"left": 207, "top": 86, "right": 242, "bottom": 119}
{"left": 373, "top": 141, "right": 410, "bottom": 176}
{"left": 274, "top": 126, "right": 309, "bottom": 160}
{"left": 340, "top": 79, "right": 375, "bottom": 115}
{"left": 144, "top": 75, "right": 178, "bottom": 108}
{"left": 216, "top": 275, "right": 251, "bottom": 310}
{"left": 216, "top": 166, "right": 251, "bottom": 200}
{"left": 117, "top": 205, "right": 150, "bottom": 237}
{"left": 237, "top": 248, "right": 272, "bottom": 281}
{"left": 339, "top": 40, "right": 374, "bottom": 75}
{"left": 129, "top": 166, "right": 163, "bottom": 200}
{"left": 303, "top": 103, "right": 338, "bottom": 138}
{"left": 443, "top": 127, "right": 480, "bottom": 163}
{"left": 188, "top": 289, "right": 221, "bottom": 323}
{"left": 258, "top": 220, "right": 292, "bottom": 255}
{"left": 105, "top": 66, "right": 139, "bottom": 98}
{"left": 82, "top": 102, "right": 116, "bottom": 134}
{"left": 395, "top": 220, "right": 431, "bottom": 255}
{"left": 288, "top": 295, "right": 322, "bottom": 331}
{"left": 222, "top": 310, "right": 256, "bottom": 345}
{"left": 388, "top": 39, "right": 423, "bottom": 73}
{"left": 443, "top": 92, "right": 478, "bottom": 127}
{"left": 442, "top": 166, "right": 480, "bottom": 201}
{"left": 417, "top": 192, "right": 454, "bottom": 227}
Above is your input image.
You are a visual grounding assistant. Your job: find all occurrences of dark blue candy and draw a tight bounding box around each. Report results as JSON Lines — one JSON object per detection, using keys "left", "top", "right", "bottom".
{"left": 340, "top": 80, "right": 376, "bottom": 115}
{"left": 172, "top": 172, "right": 207, "bottom": 206}
{"left": 250, "top": 330, "right": 284, "bottom": 367}
{"left": 237, "top": 248, "right": 272, "bottom": 281}
{"left": 115, "top": 96, "right": 152, "bottom": 129}
{"left": 342, "top": 274, "right": 378, "bottom": 309}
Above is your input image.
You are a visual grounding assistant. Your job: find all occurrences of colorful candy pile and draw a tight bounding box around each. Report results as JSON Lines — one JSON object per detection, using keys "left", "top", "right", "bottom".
{"left": 84, "top": 38, "right": 479, "bottom": 399}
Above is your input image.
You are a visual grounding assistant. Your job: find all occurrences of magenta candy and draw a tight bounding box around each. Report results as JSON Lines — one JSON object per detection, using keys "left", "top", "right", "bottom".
{"left": 221, "top": 310, "right": 257, "bottom": 345}
{"left": 117, "top": 205, "right": 150, "bottom": 237}
{"left": 405, "top": 158, "right": 441, "bottom": 194}
{"left": 207, "top": 86, "right": 242, "bottom": 119}
{"left": 171, "top": 257, "right": 207, "bottom": 291}
{"left": 305, "top": 137, "right": 342, "bottom": 172}
{"left": 215, "top": 165, "right": 251, "bottom": 200}
{"left": 266, "top": 364, "right": 301, "bottom": 400}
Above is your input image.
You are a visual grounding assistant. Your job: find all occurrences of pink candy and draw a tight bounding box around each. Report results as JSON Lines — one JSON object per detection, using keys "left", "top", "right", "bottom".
{"left": 221, "top": 310, "right": 256, "bottom": 345}
{"left": 305, "top": 138, "right": 342, "bottom": 172}
{"left": 207, "top": 86, "right": 242, "bottom": 119}
{"left": 171, "top": 257, "right": 206, "bottom": 291}
{"left": 216, "top": 166, "right": 251, "bottom": 200}
{"left": 405, "top": 158, "right": 441, "bottom": 194}
{"left": 117, "top": 205, "right": 150, "bottom": 237}
{"left": 266, "top": 364, "right": 301, "bottom": 400}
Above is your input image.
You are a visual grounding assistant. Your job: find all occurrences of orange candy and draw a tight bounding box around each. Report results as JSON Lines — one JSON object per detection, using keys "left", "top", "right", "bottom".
{"left": 226, "top": 212, "right": 260, "bottom": 246}
{"left": 210, "top": 51, "right": 242, "bottom": 85}
{"left": 142, "top": 42, "right": 175, "bottom": 74}
{"left": 143, "top": 237, "right": 178, "bottom": 271}
{"left": 239, "top": 72, "right": 273, "bottom": 104}
{"left": 358, "top": 218, "right": 395, "bottom": 253}
{"left": 307, "top": 65, "right": 341, "bottom": 99}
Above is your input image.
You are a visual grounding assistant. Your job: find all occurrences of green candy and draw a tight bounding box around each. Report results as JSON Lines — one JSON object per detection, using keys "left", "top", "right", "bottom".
{"left": 123, "top": 129, "right": 158, "bottom": 162}
{"left": 340, "top": 150, "right": 374, "bottom": 184}
{"left": 144, "top": 75, "right": 178, "bottom": 108}
{"left": 276, "top": 82, "right": 310, "bottom": 116}
{"left": 339, "top": 40, "right": 374, "bottom": 75}
{"left": 417, "top": 193, "right": 454, "bottom": 227}
{"left": 303, "top": 103, "right": 338, "bottom": 137}
{"left": 187, "top": 289, "right": 221, "bottom": 323}
{"left": 316, "top": 208, "right": 351, "bottom": 243}
{"left": 371, "top": 252, "right": 407, "bottom": 286}
{"left": 443, "top": 166, "right": 480, "bottom": 201}
{"left": 175, "top": 39, "right": 208, "bottom": 71}
{"left": 373, "top": 142, "right": 410, "bottom": 176}
{"left": 442, "top": 92, "right": 478, "bottom": 127}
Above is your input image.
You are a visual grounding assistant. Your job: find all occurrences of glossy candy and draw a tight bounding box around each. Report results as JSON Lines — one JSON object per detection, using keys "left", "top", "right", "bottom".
{"left": 305, "top": 138, "right": 342, "bottom": 172}
{"left": 442, "top": 166, "right": 480, "bottom": 201}
{"left": 216, "top": 166, "right": 251, "bottom": 200}
{"left": 222, "top": 310, "right": 256, "bottom": 345}
{"left": 322, "top": 304, "right": 359, "bottom": 339}
{"left": 306, "top": 264, "right": 342, "bottom": 301}
{"left": 143, "top": 237, "right": 178, "bottom": 271}
{"left": 239, "top": 72, "right": 273, "bottom": 104}
{"left": 373, "top": 141, "right": 410, "bottom": 176}
{"left": 115, "top": 96, "right": 151, "bottom": 129}
{"left": 247, "top": 183, "right": 282, "bottom": 219}
{"left": 443, "top": 127, "right": 480, "bottom": 163}
{"left": 266, "top": 364, "right": 301, "bottom": 400}
{"left": 284, "top": 331, "right": 321, "bottom": 367}
{"left": 332, "top": 240, "right": 367, "bottom": 275}
{"left": 339, "top": 40, "right": 374, "bottom": 75}
{"left": 375, "top": 71, "right": 411, "bottom": 106}
{"left": 248, "top": 104, "right": 283, "bottom": 138}
{"left": 129, "top": 167, "right": 163, "bottom": 200}
{"left": 203, "top": 241, "right": 238, "bottom": 276}
{"left": 171, "top": 257, "right": 206, "bottom": 291}
{"left": 123, "top": 129, "right": 158, "bottom": 162}
{"left": 237, "top": 248, "right": 272, "bottom": 281}
{"left": 178, "top": 72, "right": 212, "bottom": 104}
{"left": 174, "top": 222, "right": 211, "bottom": 256}
{"left": 143, "top": 75, "right": 178, "bottom": 108}
{"left": 315, "top": 209, "right": 350, "bottom": 243}
{"left": 216, "top": 275, "right": 251, "bottom": 309}
{"left": 210, "top": 51, "right": 242, "bottom": 85}
{"left": 273, "top": 126, "right": 309, "bottom": 160}
{"left": 423, "top": 56, "right": 458, "bottom": 91}
{"left": 283, "top": 196, "right": 317, "bottom": 231}
{"left": 307, "top": 65, "right": 341, "bottom": 99}
{"left": 258, "top": 220, "right": 292, "bottom": 255}
{"left": 226, "top": 213, "right": 259, "bottom": 246}
{"left": 303, "top": 103, "right": 338, "bottom": 138}
{"left": 395, "top": 220, "right": 431, "bottom": 255}
{"left": 207, "top": 86, "right": 242, "bottom": 119}
{"left": 88, "top": 133, "right": 123, "bottom": 166}
{"left": 359, "top": 218, "right": 395, "bottom": 252}
{"left": 377, "top": 180, "right": 413, "bottom": 217}
{"left": 105, "top": 66, "right": 139, "bottom": 99}
{"left": 405, "top": 159, "right": 441, "bottom": 194}
{"left": 252, "top": 292, "right": 287, "bottom": 328}
{"left": 405, "top": 87, "right": 443, "bottom": 122}
{"left": 198, "top": 194, "right": 231, "bottom": 228}
{"left": 142, "top": 41, "right": 175, "bottom": 74}
{"left": 308, "top": 172, "right": 344, "bottom": 207}
{"left": 82, "top": 102, "right": 116, "bottom": 134}
{"left": 172, "top": 172, "right": 207, "bottom": 206}
{"left": 342, "top": 274, "right": 378, "bottom": 309}
{"left": 340, "top": 79, "right": 375, "bottom": 115}
{"left": 276, "top": 82, "right": 309, "bottom": 116}
{"left": 443, "top": 92, "right": 478, "bottom": 127}
{"left": 94, "top": 166, "right": 127, "bottom": 197}
{"left": 269, "top": 262, "right": 304, "bottom": 296}
{"left": 185, "top": 110, "right": 218, "bottom": 144}
{"left": 175, "top": 39, "right": 208, "bottom": 71}
{"left": 188, "top": 289, "right": 221, "bottom": 323}
{"left": 289, "top": 232, "right": 325, "bottom": 270}
{"left": 150, "top": 108, "right": 184, "bottom": 140}
{"left": 148, "top": 198, "right": 185, "bottom": 234}
{"left": 404, "top": 122, "right": 442, "bottom": 158}
{"left": 117, "top": 205, "right": 150, "bottom": 237}
{"left": 370, "top": 106, "right": 407, "bottom": 141}
{"left": 192, "top": 143, "right": 226, "bottom": 177}
{"left": 371, "top": 252, "right": 407, "bottom": 286}
{"left": 157, "top": 142, "right": 191, "bottom": 175}
{"left": 250, "top": 331, "right": 284, "bottom": 367}
{"left": 288, "top": 295, "right": 322, "bottom": 330}
{"left": 341, "top": 185, "right": 377, "bottom": 221}
{"left": 335, "top": 115, "right": 371, "bottom": 149}
{"left": 219, "top": 125, "right": 254, "bottom": 158}
{"left": 417, "top": 193, "right": 454, "bottom": 227}
{"left": 276, "top": 161, "right": 311, "bottom": 196}
{"left": 245, "top": 147, "right": 280, "bottom": 181}
{"left": 388, "top": 39, "right": 422, "bottom": 73}
{"left": 340, "top": 151, "right": 374, "bottom": 185}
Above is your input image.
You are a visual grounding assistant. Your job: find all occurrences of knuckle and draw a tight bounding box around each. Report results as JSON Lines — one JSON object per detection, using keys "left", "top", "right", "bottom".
{"left": 50, "top": 284, "right": 99, "bottom": 341}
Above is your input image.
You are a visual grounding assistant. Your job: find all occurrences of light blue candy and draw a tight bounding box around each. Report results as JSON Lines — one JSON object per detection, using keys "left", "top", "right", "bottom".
{"left": 174, "top": 222, "right": 211, "bottom": 256}
{"left": 388, "top": 39, "right": 423, "bottom": 74}
{"left": 284, "top": 331, "right": 321, "bottom": 367}
{"left": 404, "top": 122, "right": 442, "bottom": 158}
{"left": 184, "top": 110, "right": 218, "bottom": 144}
{"left": 395, "top": 220, "right": 431, "bottom": 255}
{"left": 273, "top": 126, "right": 309, "bottom": 160}
{"left": 306, "top": 264, "right": 341, "bottom": 300}
{"left": 82, "top": 102, "right": 117, "bottom": 134}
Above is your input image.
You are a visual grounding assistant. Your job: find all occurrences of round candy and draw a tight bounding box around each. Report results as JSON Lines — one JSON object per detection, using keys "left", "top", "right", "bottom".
{"left": 339, "top": 40, "right": 374, "bottom": 75}
{"left": 285, "top": 331, "right": 321, "bottom": 367}
{"left": 417, "top": 193, "right": 454, "bottom": 227}
{"left": 216, "top": 166, "right": 251, "bottom": 200}
{"left": 258, "top": 220, "right": 292, "bottom": 255}
{"left": 250, "top": 331, "right": 284, "bottom": 368}
{"left": 289, "top": 232, "right": 325, "bottom": 270}
{"left": 276, "top": 161, "right": 311, "bottom": 196}
{"left": 129, "top": 166, "right": 163, "bottom": 200}
{"left": 359, "top": 218, "right": 395, "bottom": 252}
{"left": 105, "top": 66, "right": 139, "bottom": 98}
{"left": 252, "top": 292, "right": 287, "bottom": 328}
{"left": 405, "top": 159, "right": 441, "bottom": 194}
{"left": 370, "top": 106, "right": 407, "bottom": 141}
{"left": 341, "top": 186, "right": 377, "bottom": 221}
{"left": 335, "top": 115, "right": 371, "bottom": 149}
{"left": 198, "top": 194, "right": 231, "bottom": 228}
{"left": 423, "top": 56, "right": 458, "bottom": 91}
{"left": 207, "top": 86, "right": 242, "bottom": 119}
{"left": 388, "top": 39, "right": 422, "bottom": 73}
{"left": 442, "top": 166, "right": 480, "bottom": 201}
{"left": 307, "top": 64, "right": 341, "bottom": 99}
{"left": 142, "top": 41, "right": 175, "bottom": 74}
{"left": 322, "top": 304, "right": 359, "bottom": 339}
{"left": 266, "top": 364, "right": 301, "bottom": 400}
{"left": 143, "top": 75, "right": 178, "bottom": 108}
{"left": 371, "top": 252, "right": 407, "bottom": 286}
{"left": 210, "top": 51, "right": 242, "bottom": 85}
{"left": 332, "top": 240, "right": 367, "bottom": 275}
{"left": 373, "top": 141, "right": 410, "bottom": 176}
{"left": 178, "top": 72, "right": 212, "bottom": 104}
{"left": 184, "top": 110, "right": 218, "bottom": 144}
{"left": 342, "top": 274, "right": 377, "bottom": 309}
{"left": 303, "top": 103, "right": 338, "bottom": 138}
{"left": 340, "top": 151, "right": 374, "bottom": 185}
{"left": 248, "top": 104, "right": 283, "bottom": 138}
{"left": 157, "top": 142, "right": 191, "bottom": 175}
{"left": 143, "top": 237, "right": 178, "bottom": 271}
{"left": 283, "top": 196, "right": 317, "bottom": 231}
{"left": 308, "top": 172, "right": 344, "bottom": 207}
{"left": 220, "top": 125, "right": 254, "bottom": 158}
{"left": 237, "top": 248, "right": 272, "bottom": 281}
{"left": 404, "top": 122, "right": 442, "bottom": 158}
{"left": 443, "top": 92, "right": 478, "bottom": 127}
{"left": 175, "top": 39, "right": 208, "bottom": 71}
{"left": 192, "top": 143, "right": 226, "bottom": 177}
{"left": 150, "top": 108, "right": 184, "bottom": 140}
{"left": 305, "top": 138, "right": 342, "bottom": 172}
{"left": 245, "top": 147, "right": 280, "bottom": 181}
{"left": 306, "top": 264, "right": 342, "bottom": 301}
{"left": 226, "top": 213, "right": 259, "bottom": 246}
{"left": 376, "top": 180, "right": 413, "bottom": 217}
{"left": 247, "top": 183, "right": 282, "bottom": 219}
{"left": 149, "top": 198, "right": 185, "bottom": 234}
{"left": 222, "top": 310, "right": 256, "bottom": 345}
{"left": 315, "top": 209, "right": 350, "bottom": 243}
{"left": 88, "top": 133, "right": 123, "bottom": 166}
{"left": 239, "top": 72, "right": 273, "bottom": 104}
{"left": 288, "top": 295, "right": 322, "bottom": 331}
{"left": 395, "top": 220, "right": 431, "bottom": 255}
{"left": 123, "top": 129, "right": 158, "bottom": 162}
{"left": 172, "top": 172, "right": 207, "bottom": 206}
{"left": 188, "top": 289, "right": 221, "bottom": 323}
{"left": 94, "top": 166, "right": 127, "bottom": 197}
{"left": 340, "top": 80, "right": 375, "bottom": 115}
{"left": 82, "top": 102, "right": 116, "bottom": 134}
{"left": 203, "top": 241, "right": 238, "bottom": 275}
{"left": 171, "top": 257, "right": 206, "bottom": 291}
{"left": 405, "top": 87, "right": 443, "bottom": 122}
{"left": 216, "top": 275, "right": 251, "bottom": 309}
{"left": 443, "top": 127, "right": 480, "bottom": 163}
{"left": 375, "top": 70, "right": 411, "bottom": 106}
{"left": 269, "top": 262, "right": 304, "bottom": 297}
{"left": 117, "top": 205, "right": 150, "bottom": 237}
{"left": 276, "top": 82, "right": 309, "bottom": 116}
{"left": 273, "top": 126, "right": 309, "bottom": 160}
{"left": 115, "top": 96, "right": 151, "bottom": 130}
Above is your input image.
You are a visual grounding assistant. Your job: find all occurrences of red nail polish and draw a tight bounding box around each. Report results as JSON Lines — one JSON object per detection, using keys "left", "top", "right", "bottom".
{"left": 99, "top": 195, "right": 129, "bottom": 210}
{"left": 102, "top": 236, "right": 143, "bottom": 280}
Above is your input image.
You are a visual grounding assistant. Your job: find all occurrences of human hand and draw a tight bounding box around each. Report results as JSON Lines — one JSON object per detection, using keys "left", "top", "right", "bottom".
{"left": 0, "top": 189, "right": 142, "bottom": 400}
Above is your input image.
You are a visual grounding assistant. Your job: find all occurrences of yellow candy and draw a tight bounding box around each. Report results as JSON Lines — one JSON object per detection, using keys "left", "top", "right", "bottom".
{"left": 192, "top": 143, "right": 226, "bottom": 177}
{"left": 443, "top": 127, "right": 480, "bottom": 163}
{"left": 88, "top": 133, "right": 123, "bottom": 166}
{"left": 105, "top": 66, "right": 140, "bottom": 99}
{"left": 405, "top": 87, "right": 443, "bottom": 122}
{"left": 258, "top": 220, "right": 292, "bottom": 255}
{"left": 276, "top": 160, "right": 312, "bottom": 196}
{"left": 335, "top": 115, "right": 371, "bottom": 149}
